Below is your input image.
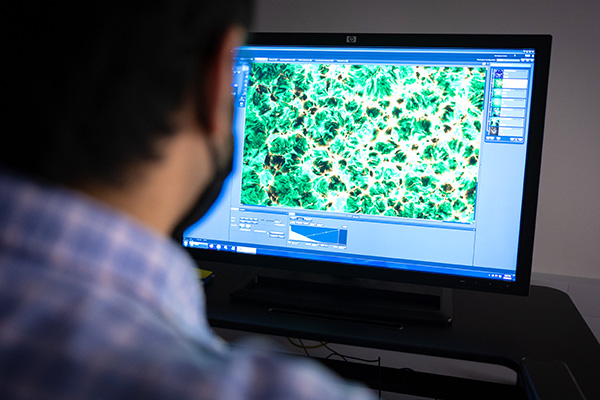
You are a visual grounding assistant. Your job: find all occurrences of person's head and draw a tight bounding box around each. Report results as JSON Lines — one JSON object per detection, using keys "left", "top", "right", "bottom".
{"left": 5, "top": 1, "right": 253, "bottom": 233}
{"left": 6, "top": 1, "right": 252, "bottom": 186}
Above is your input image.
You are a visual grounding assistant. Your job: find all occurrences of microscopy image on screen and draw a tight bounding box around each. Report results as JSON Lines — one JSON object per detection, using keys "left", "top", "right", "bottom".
{"left": 241, "top": 63, "right": 485, "bottom": 223}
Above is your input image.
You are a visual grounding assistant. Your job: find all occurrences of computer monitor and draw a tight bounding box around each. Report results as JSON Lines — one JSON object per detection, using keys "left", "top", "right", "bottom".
{"left": 178, "top": 33, "right": 551, "bottom": 323}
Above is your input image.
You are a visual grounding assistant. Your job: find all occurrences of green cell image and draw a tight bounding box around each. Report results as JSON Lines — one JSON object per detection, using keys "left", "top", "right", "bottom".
{"left": 240, "top": 63, "right": 486, "bottom": 223}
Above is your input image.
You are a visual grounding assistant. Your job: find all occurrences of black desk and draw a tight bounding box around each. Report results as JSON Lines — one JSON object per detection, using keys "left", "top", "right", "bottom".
{"left": 202, "top": 262, "right": 600, "bottom": 399}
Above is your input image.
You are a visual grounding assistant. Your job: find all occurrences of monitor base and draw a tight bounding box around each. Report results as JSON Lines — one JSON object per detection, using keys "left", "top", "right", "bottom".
{"left": 231, "top": 275, "right": 453, "bottom": 326}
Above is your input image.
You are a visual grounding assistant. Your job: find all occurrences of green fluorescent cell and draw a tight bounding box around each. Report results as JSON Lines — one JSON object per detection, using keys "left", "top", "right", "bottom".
{"left": 240, "top": 62, "right": 485, "bottom": 223}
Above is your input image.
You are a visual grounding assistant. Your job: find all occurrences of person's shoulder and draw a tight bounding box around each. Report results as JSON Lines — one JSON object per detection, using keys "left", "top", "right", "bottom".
{"left": 0, "top": 267, "right": 212, "bottom": 399}
{"left": 0, "top": 295, "right": 376, "bottom": 400}
{"left": 206, "top": 338, "right": 378, "bottom": 400}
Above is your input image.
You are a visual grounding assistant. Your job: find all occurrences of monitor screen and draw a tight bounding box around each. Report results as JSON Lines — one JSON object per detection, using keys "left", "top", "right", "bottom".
{"left": 179, "top": 33, "right": 551, "bottom": 296}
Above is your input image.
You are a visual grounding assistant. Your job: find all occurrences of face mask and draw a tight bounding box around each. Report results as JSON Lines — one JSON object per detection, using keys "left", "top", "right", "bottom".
{"left": 171, "top": 135, "right": 233, "bottom": 240}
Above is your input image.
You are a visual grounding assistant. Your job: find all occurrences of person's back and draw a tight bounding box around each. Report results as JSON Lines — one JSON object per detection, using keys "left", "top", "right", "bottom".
{"left": 1, "top": 2, "right": 377, "bottom": 399}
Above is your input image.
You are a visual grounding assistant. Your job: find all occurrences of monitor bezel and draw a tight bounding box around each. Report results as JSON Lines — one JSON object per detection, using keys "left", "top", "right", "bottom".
{"left": 178, "top": 32, "right": 552, "bottom": 296}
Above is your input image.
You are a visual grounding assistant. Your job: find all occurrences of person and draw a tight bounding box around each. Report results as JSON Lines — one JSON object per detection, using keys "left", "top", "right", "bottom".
{"left": 0, "top": 2, "right": 377, "bottom": 399}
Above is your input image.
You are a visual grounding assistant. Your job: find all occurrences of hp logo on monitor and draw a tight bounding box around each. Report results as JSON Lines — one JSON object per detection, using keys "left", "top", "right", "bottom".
{"left": 346, "top": 35, "right": 357, "bottom": 43}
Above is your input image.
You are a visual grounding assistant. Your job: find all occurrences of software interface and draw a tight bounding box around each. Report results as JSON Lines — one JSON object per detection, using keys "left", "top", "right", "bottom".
{"left": 183, "top": 43, "right": 538, "bottom": 281}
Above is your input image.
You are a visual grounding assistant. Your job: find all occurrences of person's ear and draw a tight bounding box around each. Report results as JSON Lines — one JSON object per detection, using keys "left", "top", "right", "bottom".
{"left": 202, "top": 26, "right": 246, "bottom": 137}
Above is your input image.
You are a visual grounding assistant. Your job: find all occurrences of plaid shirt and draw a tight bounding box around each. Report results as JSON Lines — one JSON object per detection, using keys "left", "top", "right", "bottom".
{"left": 0, "top": 171, "right": 375, "bottom": 400}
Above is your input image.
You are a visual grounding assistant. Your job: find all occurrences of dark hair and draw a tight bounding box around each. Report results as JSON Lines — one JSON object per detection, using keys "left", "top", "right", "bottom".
{"left": 4, "top": 1, "right": 252, "bottom": 186}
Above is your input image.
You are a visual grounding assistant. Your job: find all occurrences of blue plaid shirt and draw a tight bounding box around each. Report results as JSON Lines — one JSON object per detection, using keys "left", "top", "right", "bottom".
{"left": 0, "top": 171, "right": 376, "bottom": 400}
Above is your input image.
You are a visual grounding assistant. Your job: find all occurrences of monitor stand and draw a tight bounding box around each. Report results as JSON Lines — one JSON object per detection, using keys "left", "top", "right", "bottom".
{"left": 231, "top": 274, "right": 453, "bottom": 326}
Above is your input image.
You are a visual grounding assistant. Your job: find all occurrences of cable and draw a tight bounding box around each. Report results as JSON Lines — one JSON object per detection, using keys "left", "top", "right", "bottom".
{"left": 287, "top": 338, "right": 383, "bottom": 399}
{"left": 286, "top": 337, "right": 328, "bottom": 350}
